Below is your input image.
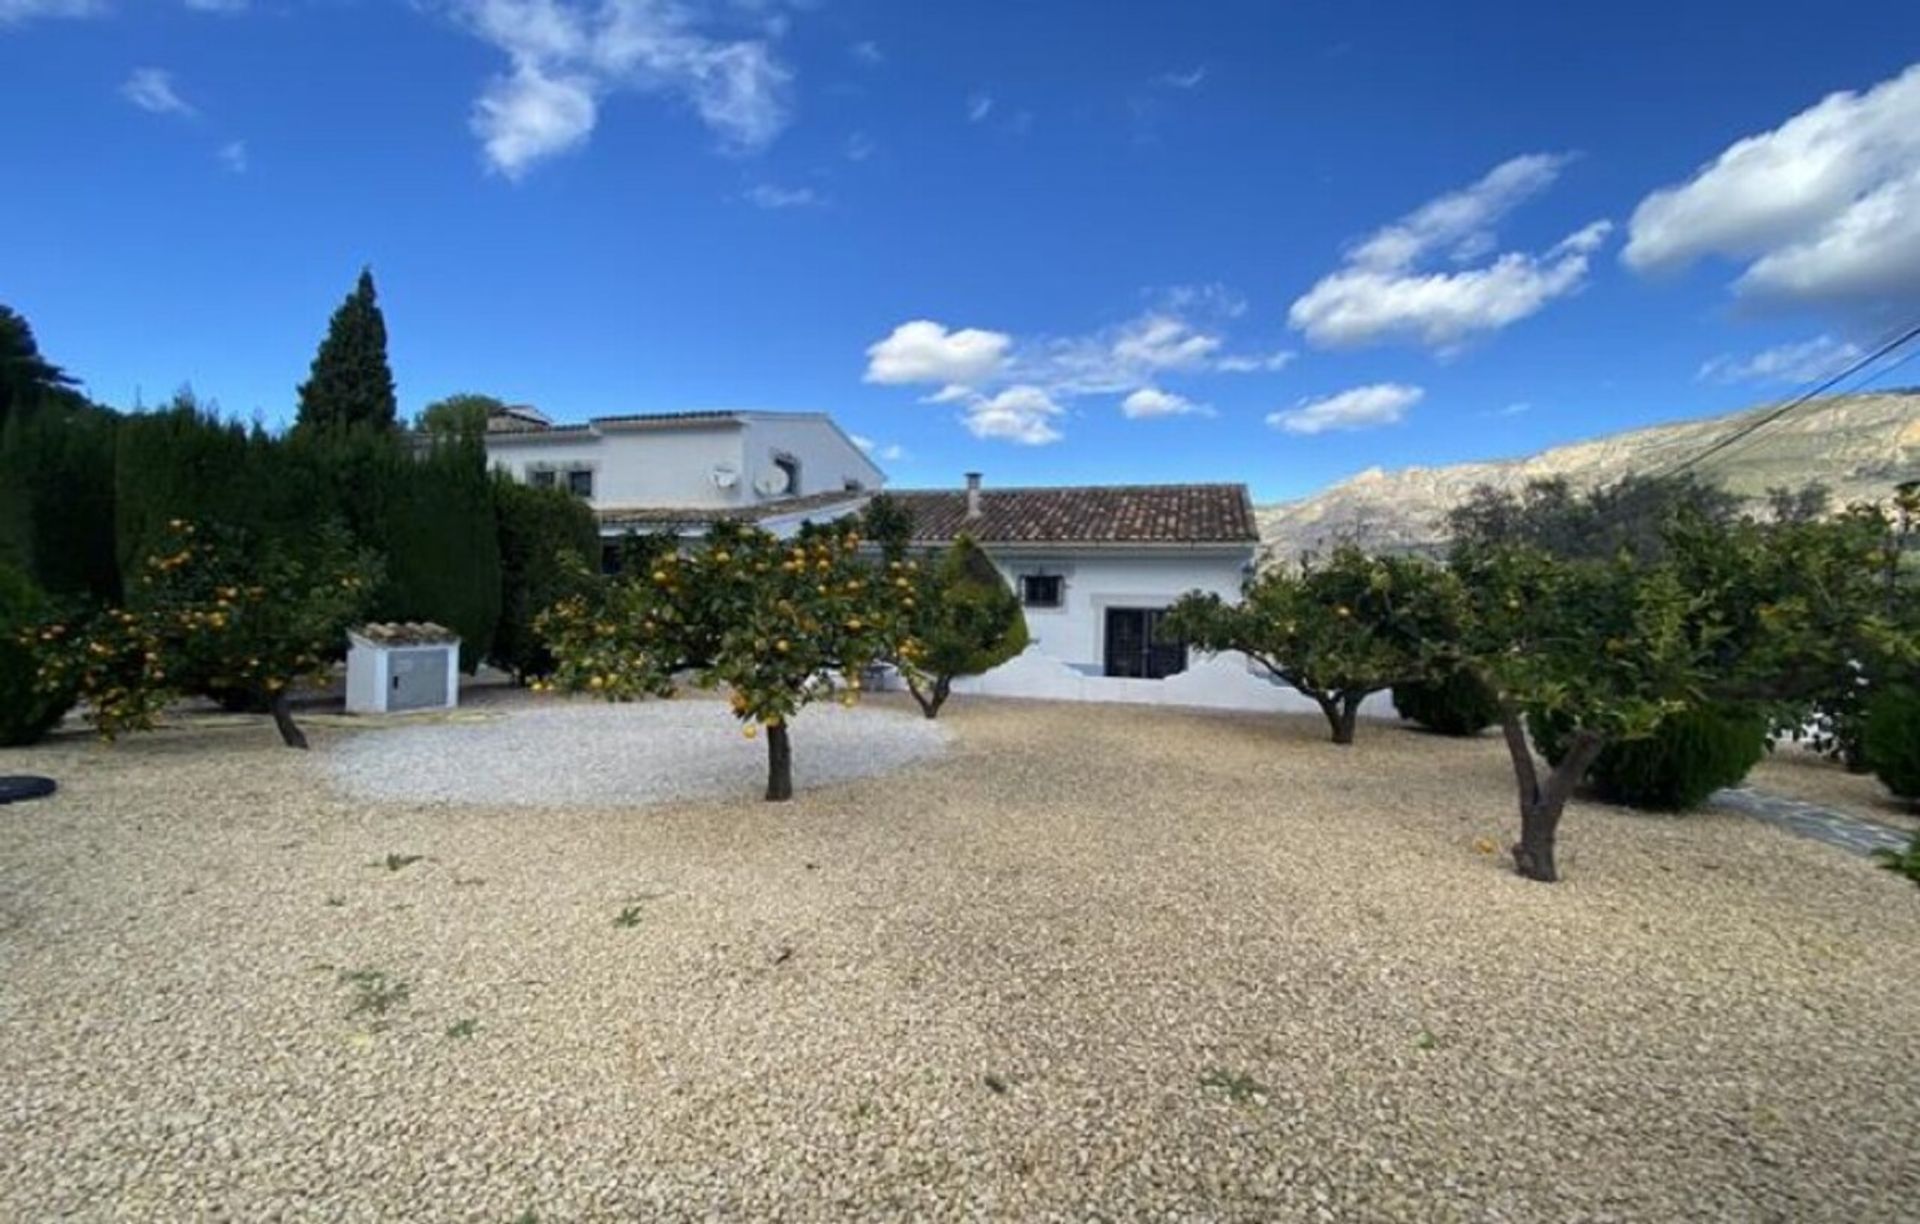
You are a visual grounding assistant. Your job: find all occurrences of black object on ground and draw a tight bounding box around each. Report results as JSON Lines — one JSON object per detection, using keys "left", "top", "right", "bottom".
{"left": 0, "top": 776, "right": 57, "bottom": 805}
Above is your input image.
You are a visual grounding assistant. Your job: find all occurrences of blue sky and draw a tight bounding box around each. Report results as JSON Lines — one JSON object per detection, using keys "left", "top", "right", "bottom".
{"left": 3, "top": 1, "right": 1917, "bottom": 502}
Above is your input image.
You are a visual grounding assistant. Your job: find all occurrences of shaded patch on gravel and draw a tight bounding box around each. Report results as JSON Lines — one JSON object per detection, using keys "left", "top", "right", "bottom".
{"left": 323, "top": 700, "right": 950, "bottom": 808}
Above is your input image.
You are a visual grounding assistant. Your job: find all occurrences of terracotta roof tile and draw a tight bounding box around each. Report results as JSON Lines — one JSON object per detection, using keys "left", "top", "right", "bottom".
{"left": 884, "top": 484, "right": 1256, "bottom": 545}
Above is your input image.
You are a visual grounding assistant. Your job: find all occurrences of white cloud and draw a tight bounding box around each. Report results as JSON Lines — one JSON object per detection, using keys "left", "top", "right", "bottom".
{"left": 451, "top": 0, "right": 793, "bottom": 178}
{"left": 966, "top": 92, "right": 993, "bottom": 123}
{"left": 121, "top": 67, "right": 194, "bottom": 116}
{"left": 1288, "top": 153, "right": 1610, "bottom": 351}
{"left": 849, "top": 39, "right": 881, "bottom": 65}
{"left": 962, "top": 385, "right": 1063, "bottom": 445}
{"left": 1623, "top": 64, "right": 1920, "bottom": 309}
{"left": 864, "top": 321, "right": 1013, "bottom": 386}
{"left": 850, "top": 434, "right": 906, "bottom": 462}
{"left": 844, "top": 131, "right": 873, "bottom": 161}
{"left": 1697, "top": 333, "right": 1864, "bottom": 385}
{"left": 864, "top": 293, "right": 1291, "bottom": 444}
{"left": 0, "top": 0, "right": 105, "bottom": 24}
{"left": 1158, "top": 66, "right": 1207, "bottom": 89}
{"left": 183, "top": 0, "right": 247, "bottom": 12}
{"left": 471, "top": 64, "right": 597, "bottom": 176}
{"left": 217, "top": 138, "right": 247, "bottom": 172}
{"left": 1120, "top": 387, "right": 1210, "bottom": 419}
{"left": 743, "top": 182, "right": 821, "bottom": 209}
{"left": 1214, "top": 348, "right": 1294, "bottom": 373}
{"left": 1268, "top": 383, "right": 1423, "bottom": 435}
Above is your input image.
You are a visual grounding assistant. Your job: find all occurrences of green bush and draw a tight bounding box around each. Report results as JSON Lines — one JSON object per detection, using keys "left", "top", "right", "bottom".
{"left": 0, "top": 399, "right": 120, "bottom": 602}
{"left": 0, "top": 563, "right": 73, "bottom": 746}
{"left": 491, "top": 474, "right": 599, "bottom": 681}
{"left": 1392, "top": 668, "right": 1501, "bottom": 736}
{"left": 1533, "top": 701, "right": 1770, "bottom": 812}
{"left": 896, "top": 536, "right": 1028, "bottom": 719}
{"left": 1876, "top": 832, "right": 1920, "bottom": 889}
{"left": 1863, "top": 685, "right": 1920, "bottom": 803}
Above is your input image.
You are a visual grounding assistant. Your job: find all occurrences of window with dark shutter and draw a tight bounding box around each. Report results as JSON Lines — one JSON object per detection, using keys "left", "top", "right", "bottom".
{"left": 567, "top": 469, "right": 594, "bottom": 498}
{"left": 1020, "top": 574, "right": 1063, "bottom": 608}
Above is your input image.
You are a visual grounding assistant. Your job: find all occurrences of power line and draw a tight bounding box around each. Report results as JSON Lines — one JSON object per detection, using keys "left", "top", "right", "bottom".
{"left": 1659, "top": 319, "right": 1920, "bottom": 479}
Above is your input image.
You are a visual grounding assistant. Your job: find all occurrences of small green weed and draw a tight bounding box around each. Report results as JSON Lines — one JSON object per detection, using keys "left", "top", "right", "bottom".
{"left": 1415, "top": 1030, "right": 1441, "bottom": 1051}
{"left": 613, "top": 905, "right": 645, "bottom": 928}
{"left": 1199, "top": 1067, "right": 1269, "bottom": 1104}
{"left": 1874, "top": 832, "right": 1920, "bottom": 889}
{"left": 324, "top": 895, "right": 346, "bottom": 907}
{"left": 445, "top": 1018, "right": 480, "bottom": 1039}
{"left": 338, "top": 968, "right": 410, "bottom": 1018}
{"left": 374, "top": 853, "right": 425, "bottom": 872}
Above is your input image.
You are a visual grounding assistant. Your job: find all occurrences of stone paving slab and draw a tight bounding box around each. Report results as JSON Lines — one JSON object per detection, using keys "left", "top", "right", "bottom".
{"left": 1712, "top": 787, "right": 1914, "bottom": 857}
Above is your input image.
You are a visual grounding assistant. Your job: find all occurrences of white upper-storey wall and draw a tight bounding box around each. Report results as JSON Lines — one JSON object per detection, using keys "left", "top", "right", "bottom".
{"left": 481, "top": 413, "right": 884, "bottom": 510}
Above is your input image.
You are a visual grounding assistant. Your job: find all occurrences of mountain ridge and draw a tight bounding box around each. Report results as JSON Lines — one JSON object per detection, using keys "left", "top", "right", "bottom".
{"left": 1255, "top": 390, "right": 1920, "bottom": 561}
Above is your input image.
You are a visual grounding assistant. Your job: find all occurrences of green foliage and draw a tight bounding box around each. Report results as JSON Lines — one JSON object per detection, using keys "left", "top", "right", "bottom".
{"left": 415, "top": 392, "right": 502, "bottom": 437}
{"left": 1392, "top": 667, "right": 1501, "bottom": 736}
{"left": 0, "top": 563, "right": 73, "bottom": 745}
{"left": 296, "top": 268, "right": 398, "bottom": 435}
{"left": 0, "top": 304, "right": 79, "bottom": 428}
{"left": 0, "top": 397, "right": 119, "bottom": 602}
{"left": 860, "top": 493, "right": 916, "bottom": 564}
{"left": 1874, "top": 832, "right": 1920, "bottom": 888}
{"left": 894, "top": 535, "right": 1027, "bottom": 718}
{"left": 39, "top": 520, "right": 379, "bottom": 742}
{"left": 1863, "top": 685, "right": 1920, "bottom": 802}
{"left": 1533, "top": 701, "right": 1769, "bottom": 811}
{"left": 1446, "top": 473, "right": 1743, "bottom": 563}
{"left": 1166, "top": 545, "right": 1462, "bottom": 743}
{"left": 491, "top": 473, "right": 599, "bottom": 681}
{"left": 309, "top": 428, "right": 501, "bottom": 671}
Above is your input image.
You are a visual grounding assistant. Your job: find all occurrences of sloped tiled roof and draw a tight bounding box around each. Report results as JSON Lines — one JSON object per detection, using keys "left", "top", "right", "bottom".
{"left": 596, "top": 489, "right": 869, "bottom": 532}
{"left": 885, "top": 484, "right": 1256, "bottom": 546}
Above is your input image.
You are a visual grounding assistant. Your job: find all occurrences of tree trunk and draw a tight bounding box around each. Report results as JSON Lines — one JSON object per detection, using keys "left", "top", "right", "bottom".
{"left": 907, "top": 675, "right": 950, "bottom": 720}
{"left": 269, "top": 690, "right": 309, "bottom": 751}
{"left": 765, "top": 722, "right": 793, "bottom": 802}
{"left": 1314, "top": 694, "right": 1354, "bottom": 745}
{"left": 1499, "top": 709, "right": 1603, "bottom": 883}
{"left": 1336, "top": 693, "right": 1363, "bottom": 745}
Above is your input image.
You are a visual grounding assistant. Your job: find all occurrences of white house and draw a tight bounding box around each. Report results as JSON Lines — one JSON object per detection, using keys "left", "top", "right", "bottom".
{"left": 481, "top": 406, "right": 883, "bottom": 561}
{"left": 883, "top": 474, "right": 1365, "bottom": 715}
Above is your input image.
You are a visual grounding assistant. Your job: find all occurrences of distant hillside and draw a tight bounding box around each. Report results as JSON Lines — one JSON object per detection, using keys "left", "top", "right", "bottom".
{"left": 1256, "top": 391, "right": 1920, "bottom": 562}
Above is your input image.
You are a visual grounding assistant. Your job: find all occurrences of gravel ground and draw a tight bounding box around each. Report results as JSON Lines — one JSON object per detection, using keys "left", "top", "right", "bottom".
{"left": 3, "top": 693, "right": 1919, "bottom": 1222}
{"left": 324, "top": 699, "right": 951, "bottom": 808}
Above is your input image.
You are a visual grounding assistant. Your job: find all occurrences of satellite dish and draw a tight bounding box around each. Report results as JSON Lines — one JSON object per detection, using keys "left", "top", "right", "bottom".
{"left": 753, "top": 466, "right": 791, "bottom": 497}
{"left": 711, "top": 464, "right": 740, "bottom": 489}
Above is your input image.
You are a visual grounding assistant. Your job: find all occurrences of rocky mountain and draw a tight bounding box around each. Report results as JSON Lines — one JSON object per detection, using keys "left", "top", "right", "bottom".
{"left": 1256, "top": 391, "right": 1920, "bottom": 562}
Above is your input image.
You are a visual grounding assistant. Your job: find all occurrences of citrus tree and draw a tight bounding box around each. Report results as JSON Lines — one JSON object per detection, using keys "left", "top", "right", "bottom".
{"left": 40, "top": 519, "right": 379, "bottom": 749}
{"left": 1165, "top": 545, "right": 1464, "bottom": 744}
{"left": 891, "top": 536, "right": 1027, "bottom": 719}
{"left": 537, "top": 520, "right": 916, "bottom": 800}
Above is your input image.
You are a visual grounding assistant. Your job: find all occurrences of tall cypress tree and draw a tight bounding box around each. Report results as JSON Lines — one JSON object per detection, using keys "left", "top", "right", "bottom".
{"left": 295, "top": 268, "right": 398, "bottom": 434}
{"left": 1, "top": 305, "right": 79, "bottom": 428}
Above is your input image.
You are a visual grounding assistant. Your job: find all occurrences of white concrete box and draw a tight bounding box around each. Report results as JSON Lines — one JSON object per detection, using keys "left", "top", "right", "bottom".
{"left": 346, "top": 623, "right": 461, "bottom": 715}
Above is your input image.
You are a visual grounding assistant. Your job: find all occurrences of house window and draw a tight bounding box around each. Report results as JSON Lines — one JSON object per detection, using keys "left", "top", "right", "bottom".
{"left": 567, "top": 468, "right": 594, "bottom": 498}
{"left": 599, "top": 542, "right": 623, "bottom": 575}
{"left": 1020, "top": 574, "right": 1063, "bottom": 609}
{"left": 528, "top": 468, "right": 557, "bottom": 489}
{"left": 773, "top": 454, "right": 801, "bottom": 496}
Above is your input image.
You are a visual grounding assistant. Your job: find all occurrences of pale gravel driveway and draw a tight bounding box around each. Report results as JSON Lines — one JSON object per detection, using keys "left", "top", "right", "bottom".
{"left": 324, "top": 700, "right": 951, "bottom": 809}
{"left": 3, "top": 692, "right": 1919, "bottom": 1221}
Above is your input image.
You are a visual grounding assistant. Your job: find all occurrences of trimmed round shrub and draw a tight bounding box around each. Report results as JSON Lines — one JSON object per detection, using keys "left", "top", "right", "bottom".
{"left": 0, "top": 563, "right": 73, "bottom": 746}
{"left": 1863, "top": 686, "right": 1920, "bottom": 803}
{"left": 1532, "top": 702, "right": 1770, "bottom": 812}
{"left": 1393, "top": 669, "right": 1500, "bottom": 736}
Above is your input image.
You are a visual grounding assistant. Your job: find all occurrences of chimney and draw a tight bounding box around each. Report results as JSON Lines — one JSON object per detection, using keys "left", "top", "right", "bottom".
{"left": 964, "top": 471, "right": 983, "bottom": 519}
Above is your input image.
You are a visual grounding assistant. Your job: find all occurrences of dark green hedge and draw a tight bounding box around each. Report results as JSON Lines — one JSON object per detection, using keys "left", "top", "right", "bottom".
{"left": 1393, "top": 669, "right": 1501, "bottom": 736}
{"left": 0, "top": 399, "right": 120, "bottom": 602}
{"left": 0, "top": 563, "right": 72, "bottom": 746}
{"left": 490, "top": 473, "right": 599, "bottom": 680}
{"left": 1533, "top": 702, "right": 1770, "bottom": 812}
{"left": 1864, "top": 686, "right": 1920, "bottom": 802}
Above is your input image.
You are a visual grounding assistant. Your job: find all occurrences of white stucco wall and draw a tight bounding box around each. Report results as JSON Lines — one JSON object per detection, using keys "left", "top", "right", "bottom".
{"left": 481, "top": 414, "right": 883, "bottom": 513}
{"left": 880, "top": 543, "right": 1395, "bottom": 719}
